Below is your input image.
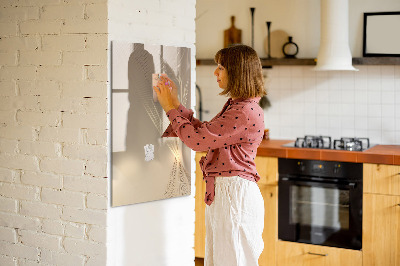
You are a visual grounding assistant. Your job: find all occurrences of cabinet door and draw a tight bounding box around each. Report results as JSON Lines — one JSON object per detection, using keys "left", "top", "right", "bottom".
{"left": 364, "top": 164, "right": 400, "bottom": 196}
{"left": 259, "top": 185, "right": 278, "bottom": 266}
{"left": 363, "top": 193, "right": 400, "bottom": 266}
{"left": 195, "top": 152, "right": 207, "bottom": 258}
{"left": 277, "top": 241, "right": 362, "bottom": 266}
{"left": 255, "top": 156, "right": 278, "bottom": 186}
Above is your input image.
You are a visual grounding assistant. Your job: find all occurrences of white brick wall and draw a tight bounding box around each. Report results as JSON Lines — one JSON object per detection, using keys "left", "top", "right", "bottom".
{"left": 0, "top": 0, "right": 108, "bottom": 265}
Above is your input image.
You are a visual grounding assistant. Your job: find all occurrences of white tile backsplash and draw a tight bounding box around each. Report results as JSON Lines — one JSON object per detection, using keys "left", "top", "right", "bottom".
{"left": 196, "top": 65, "right": 400, "bottom": 144}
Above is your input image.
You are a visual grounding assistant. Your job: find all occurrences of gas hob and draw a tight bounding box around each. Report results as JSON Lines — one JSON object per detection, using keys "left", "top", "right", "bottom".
{"left": 282, "top": 135, "right": 374, "bottom": 151}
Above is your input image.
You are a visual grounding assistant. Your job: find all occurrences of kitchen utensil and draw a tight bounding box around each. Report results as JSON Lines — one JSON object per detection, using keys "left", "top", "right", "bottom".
{"left": 224, "top": 16, "right": 242, "bottom": 48}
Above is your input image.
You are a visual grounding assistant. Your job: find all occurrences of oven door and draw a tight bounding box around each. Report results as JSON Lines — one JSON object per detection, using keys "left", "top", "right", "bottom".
{"left": 278, "top": 176, "right": 362, "bottom": 250}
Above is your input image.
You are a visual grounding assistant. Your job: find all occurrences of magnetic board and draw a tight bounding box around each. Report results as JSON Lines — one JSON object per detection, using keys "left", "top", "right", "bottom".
{"left": 111, "top": 42, "right": 191, "bottom": 207}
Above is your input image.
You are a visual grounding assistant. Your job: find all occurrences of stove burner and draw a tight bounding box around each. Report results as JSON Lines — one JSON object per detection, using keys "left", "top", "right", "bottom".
{"left": 286, "top": 136, "right": 372, "bottom": 151}
{"left": 295, "top": 135, "right": 332, "bottom": 149}
{"left": 333, "top": 137, "right": 370, "bottom": 151}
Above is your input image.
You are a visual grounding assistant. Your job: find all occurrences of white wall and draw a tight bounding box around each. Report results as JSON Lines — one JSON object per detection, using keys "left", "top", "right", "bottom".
{"left": 107, "top": 1, "right": 196, "bottom": 266}
{"left": 196, "top": 0, "right": 400, "bottom": 145}
{"left": 0, "top": 0, "right": 108, "bottom": 265}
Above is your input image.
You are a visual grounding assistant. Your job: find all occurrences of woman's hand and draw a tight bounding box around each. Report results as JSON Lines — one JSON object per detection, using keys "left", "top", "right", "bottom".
{"left": 160, "top": 75, "right": 180, "bottom": 108}
{"left": 153, "top": 76, "right": 175, "bottom": 113}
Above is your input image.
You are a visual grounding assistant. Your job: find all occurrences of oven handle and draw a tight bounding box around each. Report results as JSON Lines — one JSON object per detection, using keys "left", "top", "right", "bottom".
{"left": 280, "top": 177, "right": 357, "bottom": 189}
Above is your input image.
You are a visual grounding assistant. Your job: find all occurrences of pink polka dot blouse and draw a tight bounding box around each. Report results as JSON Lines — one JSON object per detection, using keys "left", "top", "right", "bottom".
{"left": 162, "top": 97, "right": 265, "bottom": 205}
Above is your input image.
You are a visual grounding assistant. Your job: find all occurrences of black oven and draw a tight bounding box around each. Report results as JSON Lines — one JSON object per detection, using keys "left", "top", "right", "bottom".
{"left": 278, "top": 158, "right": 363, "bottom": 250}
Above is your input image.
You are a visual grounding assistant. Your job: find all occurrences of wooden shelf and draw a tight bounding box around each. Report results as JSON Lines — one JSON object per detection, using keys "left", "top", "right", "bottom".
{"left": 352, "top": 57, "right": 400, "bottom": 65}
{"left": 196, "top": 57, "right": 400, "bottom": 67}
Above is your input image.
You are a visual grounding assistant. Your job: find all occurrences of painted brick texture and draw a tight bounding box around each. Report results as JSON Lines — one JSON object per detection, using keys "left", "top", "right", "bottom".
{"left": 0, "top": 0, "right": 108, "bottom": 264}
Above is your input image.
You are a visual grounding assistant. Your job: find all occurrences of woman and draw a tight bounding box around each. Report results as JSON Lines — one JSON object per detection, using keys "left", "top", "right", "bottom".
{"left": 154, "top": 44, "right": 266, "bottom": 266}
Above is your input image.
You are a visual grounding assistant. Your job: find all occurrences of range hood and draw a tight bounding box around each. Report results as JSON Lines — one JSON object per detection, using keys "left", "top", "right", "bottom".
{"left": 314, "top": 0, "right": 358, "bottom": 71}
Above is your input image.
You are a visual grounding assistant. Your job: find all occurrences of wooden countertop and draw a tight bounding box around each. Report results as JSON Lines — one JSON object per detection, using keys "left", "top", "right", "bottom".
{"left": 256, "top": 139, "right": 400, "bottom": 165}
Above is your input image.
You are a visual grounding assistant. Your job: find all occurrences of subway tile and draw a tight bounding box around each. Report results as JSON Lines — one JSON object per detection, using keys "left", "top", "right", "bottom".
{"left": 291, "top": 77, "right": 304, "bottom": 90}
{"left": 291, "top": 67, "right": 303, "bottom": 78}
{"left": 341, "top": 89, "right": 354, "bottom": 103}
{"left": 368, "top": 117, "right": 382, "bottom": 131}
{"left": 395, "top": 118, "right": 400, "bottom": 131}
{"left": 367, "top": 77, "right": 381, "bottom": 91}
{"left": 381, "top": 131, "right": 396, "bottom": 144}
{"left": 278, "top": 67, "right": 292, "bottom": 78}
{"left": 394, "top": 66, "right": 400, "bottom": 78}
{"left": 329, "top": 103, "right": 341, "bottom": 116}
{"left": 381, "top": 65, "right": 395, "bottom": 77}
{"left": 367, "top": 129, "right": 382, "bottom": 143}
{"left": 303, "top": 88, "right": 316, "bottom": 103}
{"left": 329, "top": 116, "right": 342, "bottom": 129}
{"left": 315, "top": 77, "right": 329, "bottom": 90}
{"left": 355, "top": 116, "right": 368, "bottom": 130}
{"left": 341, "top": 128, "right": 355, "bottom": 137}
{"left": 304, "top": 102, "right": 316, "bottom": 115}
{"left": 328, "top": 75, "right": 341, "bottom": 90}
{"left": 367, "top": 65, "right": 381, "bottom": 76}
{"left": 316, "top": 103, "right": 329, "bottom": 115}
{"left": 303, "top": 67, "right": 316, "bottom": 78}
{"left": 355, "top": 104, "right": 368, "bottom": 116}
{"left": 341, "top": 104, "right": 355, "bottom": 116}
{"left": 316, "top": 70, "right": 329, "bottom": 79}
{"left": 279, "top": 78, "right": 291, "bottom": 89}
{"left": 328, "top": 71, "right": 341, "bottom": 81}
{"left": 341, "top": 117, "right": 355, "bottom": 129}
{"left": 381, "top": 78, "right": 395, "bottom": 91}
{"left": 382, "top": 117, "right": 396, "bottom": 131}
{"left": 355, "top": 128, "right": 368, "bottom": 138}
{"left": 367, "top": 104, "right": 381, "bottom": 118}
{"left": 354, "top": 91, "right": 368, "bottom": 104}
{"left": 382, "top": 104, "right": 395, "bottom": 118}
{"left": 316, "top": 116, "right": 330, "bottom": 128}
{"left": 396, "top": 131, "right": 400, "bottom": 144}
{"left": 316, "top": 89, "right": 329, "bottom": 103}
{"left": 367, "top": 91, "right": 381, "bottom": 104}
{"left": 382, "top": 90, "right": 395, "bottom": 104}
{"left": 328, "top": 88, "right": 341, "bottom": 103}
{"left": 279, "top": 126, "right": 294, "bottom": 138}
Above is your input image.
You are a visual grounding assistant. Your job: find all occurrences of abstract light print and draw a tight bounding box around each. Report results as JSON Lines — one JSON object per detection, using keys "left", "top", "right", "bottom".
{"left": 111, "top": 42, "right": 191, "bottom": 206}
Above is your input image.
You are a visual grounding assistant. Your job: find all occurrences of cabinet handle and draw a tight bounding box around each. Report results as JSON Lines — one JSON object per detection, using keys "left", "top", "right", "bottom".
{"left": 397, "top": 204, "right": 400, "bottom": 207}
{"left": 307, "top": 252, "right": 328, "bottom": 256}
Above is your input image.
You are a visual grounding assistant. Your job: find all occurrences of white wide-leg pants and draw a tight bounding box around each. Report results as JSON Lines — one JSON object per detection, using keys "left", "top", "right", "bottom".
{"left": 205, "top": 176, "right": 265, "bottom": 266}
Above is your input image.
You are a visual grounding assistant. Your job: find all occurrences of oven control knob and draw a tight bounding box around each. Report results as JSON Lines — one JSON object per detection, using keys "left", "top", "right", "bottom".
{"left": 334, "top": 164, "right": 341, "bottom": 174}
{"left": 297, "top": 161, "right": 305, "bottom": 171}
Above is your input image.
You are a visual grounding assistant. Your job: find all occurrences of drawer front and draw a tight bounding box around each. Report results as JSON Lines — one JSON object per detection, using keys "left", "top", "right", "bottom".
{"left": 277, "top": 241, "right": 362, "bottom": 266}
{"left": 255, "top": 156, "right": 278, "bottom": 186}
{"left": 364, "top": 164, "right": 400, "bottom": 196}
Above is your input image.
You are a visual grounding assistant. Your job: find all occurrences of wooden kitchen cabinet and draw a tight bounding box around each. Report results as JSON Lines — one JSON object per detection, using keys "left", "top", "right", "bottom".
{"left": 363, "top": 193, "right": 400, "bottom": 266}
{"left": 364, "top": 163, "right": 400, "bottom": 196}
{"left": 194, "top": 154, "right": 279, "bottom": 264}
{"left": 276, "top": 241, "right": 362, "bottom": 266}
{"left": 363, "top": 163, "right": 400, "bottom": 266}
{"left": 195, "top": 152, "right": 207, "bottom": 258}
{"left": 258, "top": 184, "right": 278, "bottom": 266}
{"left": 255, "top": 156, "right": 278, "bottom": 186}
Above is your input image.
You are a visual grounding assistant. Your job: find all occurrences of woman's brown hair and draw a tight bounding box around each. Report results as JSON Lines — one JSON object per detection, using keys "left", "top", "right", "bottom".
{"left": 214, "top": 44, "right": 266, "bottom": 99}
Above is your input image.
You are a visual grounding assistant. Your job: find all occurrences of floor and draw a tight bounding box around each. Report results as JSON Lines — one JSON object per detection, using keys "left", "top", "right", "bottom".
{"left": 195, "top": 257, "right": 204, "bottom": 266}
